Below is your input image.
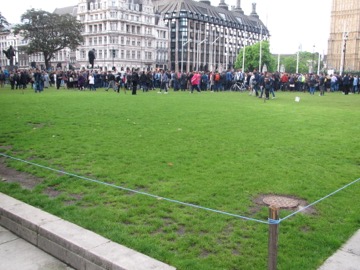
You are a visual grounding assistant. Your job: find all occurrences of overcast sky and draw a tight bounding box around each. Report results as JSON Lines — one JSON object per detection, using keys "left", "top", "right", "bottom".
{"left": 1, "top": 0, "right": 332, "bottom": 55}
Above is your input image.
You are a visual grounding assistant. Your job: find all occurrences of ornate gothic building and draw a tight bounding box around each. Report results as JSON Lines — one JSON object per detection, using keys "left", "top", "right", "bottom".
{"left": 327, "top": 0, "right": 360, "bottom": 73}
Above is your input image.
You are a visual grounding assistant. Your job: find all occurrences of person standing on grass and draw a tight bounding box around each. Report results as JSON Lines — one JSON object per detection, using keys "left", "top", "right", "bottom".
{"left": 56, "top": 71, "right": 62, "bottom": 90}
{"left": 190, "top": 71, "right": 201, "bottom": 93}
{"left": 33, "top": 68, "right": 43, "bottom": 93}
{"left": 88, "top": 72, "right": 96, "bottom": 91}
{"left": 319, "top": 73, "right": 326, "bottom": 96}
{"left": 158, "top": 69, "right": 169, "bottom": 94}
{"left": 352, "top": 75, "right": 358, "bottom": 94}
{"left": 106, "top": 71, "right": 116, "bottom": 91}
{"left": 342, "top": 73, "right": 350, "bottom": 95}
{"left": 263, "top": 73, "right": 274, "bottom": 100}
{"left": 131, "top": 68, "right": 139, "bottom": 95}
{"left": 308, "top": 74, "right": 317, "bottom": 95}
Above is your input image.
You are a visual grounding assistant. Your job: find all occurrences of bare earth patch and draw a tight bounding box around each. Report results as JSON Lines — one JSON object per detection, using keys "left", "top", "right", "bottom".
{"left": 0, "top": 157, "right": 43, "bottom": 190}
{"left": 0, "top": 157, "right": 82, "bottom": 203}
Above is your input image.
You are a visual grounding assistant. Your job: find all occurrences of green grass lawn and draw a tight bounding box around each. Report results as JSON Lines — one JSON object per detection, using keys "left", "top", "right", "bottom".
{"left": 0, "top": 85, "right": 359, "bottom": 269}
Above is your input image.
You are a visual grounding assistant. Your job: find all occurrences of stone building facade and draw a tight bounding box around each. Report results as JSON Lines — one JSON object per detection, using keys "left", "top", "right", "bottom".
{"left": 1, "top": 0, "right": 269, "bottom": 72}
{"left": 75, "top": 0, "right": 168, "bottom": 71}
{"left": 327, "top": 0, "right": 360, "bottom": 73}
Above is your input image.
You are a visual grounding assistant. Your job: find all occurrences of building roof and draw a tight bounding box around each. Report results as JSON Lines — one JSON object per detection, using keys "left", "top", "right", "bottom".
{"left": 53, "top": 6, "right": 78, "bottom": 17}
{"left": 153, "top": 0, "right": 269, "bottom": 35}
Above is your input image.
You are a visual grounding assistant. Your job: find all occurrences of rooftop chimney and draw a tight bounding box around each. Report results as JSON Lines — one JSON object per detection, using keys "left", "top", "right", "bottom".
{"left": 218, "top": 0, "right": 229, "bottom": 10}
{"left": 199, "top": 0, "right": 211, "bottom": 5}
{"left": 232, "top": 0, "right": 244, "bottom": 14}
{"left": 250, "top": 2, "right": 259, "bottom": 19}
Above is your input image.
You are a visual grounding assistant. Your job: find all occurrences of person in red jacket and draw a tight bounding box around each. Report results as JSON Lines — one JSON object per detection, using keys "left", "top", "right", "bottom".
{"left": 190, "top": 71, "right": 201, "bottom": 93}
{"left": 280, "top": 73, "right": 289, "bottom": 91}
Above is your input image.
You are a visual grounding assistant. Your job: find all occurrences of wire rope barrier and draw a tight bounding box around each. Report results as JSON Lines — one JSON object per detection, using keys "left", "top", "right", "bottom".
{"left": 1, "top": 153, "right": 359, "bottom": 226}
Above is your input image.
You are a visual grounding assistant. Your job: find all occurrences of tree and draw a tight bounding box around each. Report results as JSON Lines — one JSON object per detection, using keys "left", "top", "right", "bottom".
{"left": 0, "top": 12, "right": 9, "bottom": 31}
{"left": 235, "top": 41, "right": 276, "bottom": 72}
{"left": 280, "top": 51, "right": 318, "bottom": 74}
{"left": 13, "top": 9, "right": 84, "bottom": 70}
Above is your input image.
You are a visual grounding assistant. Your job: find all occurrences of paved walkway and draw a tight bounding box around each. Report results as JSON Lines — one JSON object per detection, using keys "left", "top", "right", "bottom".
{"left": 0, "top": 225, "right": 74, "bottom": 270}
{"left": 318, "top": 229, "right": 360, "bottom": 270}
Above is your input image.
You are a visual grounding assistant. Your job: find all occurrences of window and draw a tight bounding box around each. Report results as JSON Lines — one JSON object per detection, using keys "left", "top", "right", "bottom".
{"left": 111, "top": 22, "right": 117, "bottom": 30}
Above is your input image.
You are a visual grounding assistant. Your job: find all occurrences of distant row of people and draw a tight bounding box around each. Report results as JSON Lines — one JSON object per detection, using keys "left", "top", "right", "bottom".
{"left": 1, "top": 67, "right": 359, "bottom": 96}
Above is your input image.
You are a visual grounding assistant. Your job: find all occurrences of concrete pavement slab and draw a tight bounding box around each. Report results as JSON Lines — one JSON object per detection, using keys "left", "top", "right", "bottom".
{"left": 0, "top": 226, "right": 74, "bottom": 270}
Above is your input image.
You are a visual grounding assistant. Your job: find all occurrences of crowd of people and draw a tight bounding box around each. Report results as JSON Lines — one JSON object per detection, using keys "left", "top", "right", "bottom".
{"left": 1, "top": 66, "right": 359, "bottom": 97}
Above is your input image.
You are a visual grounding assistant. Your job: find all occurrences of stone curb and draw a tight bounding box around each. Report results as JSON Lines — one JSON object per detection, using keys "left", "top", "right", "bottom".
{"left": 0, "top": 192, "right": 176, "bottom": 270}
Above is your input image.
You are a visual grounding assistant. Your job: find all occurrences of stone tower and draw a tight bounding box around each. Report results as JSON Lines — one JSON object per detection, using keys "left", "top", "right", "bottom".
{"left": 327, "top": 0, "right": 360, "bottom": 72}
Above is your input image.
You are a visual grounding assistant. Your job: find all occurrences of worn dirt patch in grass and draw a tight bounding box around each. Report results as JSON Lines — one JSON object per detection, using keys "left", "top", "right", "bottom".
{"left": 0, "top": 157, "right": 43, "bottom": 190}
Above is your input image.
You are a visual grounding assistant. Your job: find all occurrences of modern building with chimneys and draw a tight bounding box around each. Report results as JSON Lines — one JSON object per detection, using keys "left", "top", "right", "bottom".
{"left": 153, "top": 0, "right": 269, "bottom": 72}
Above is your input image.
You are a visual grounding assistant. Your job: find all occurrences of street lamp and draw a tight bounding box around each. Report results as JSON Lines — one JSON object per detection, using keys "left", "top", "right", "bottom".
{"left": 197, "top": 38, "right": 207, "bottom": 71}
{"left": 312, "top": 45, "right": 315, "bottom": 73}
{"left": 181, "top": 33, "right": 192, "bottom": 73}
{"left": 242, "top": 39, "right": 247, "bottom": 71}
{"left": 296, "top": 44, "right": 301, "bottom": 74}
{"left": 112, "top": 48, "right": 116, "bottom": 70}
{"left": 211, "top": 36, "right": 220, "bottom": 71}
{"left": 259, "top": 25, "right": 262, "bottom": 72}
{"left": 340, "top": 31, "right": 348, "bottom": 76}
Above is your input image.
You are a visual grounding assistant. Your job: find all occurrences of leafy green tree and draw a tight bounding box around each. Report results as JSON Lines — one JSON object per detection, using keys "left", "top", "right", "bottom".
{"left": 280, "top": 51, "right": 319, "bottom": 74}
{"left": 235, "top": 41, "right": 276, "bottom": 72}
{"left": 0, "top": 12, "right": 9, "bottom": 31}
{"left": 13, "top": 9, "right": 84, "bottom": 70}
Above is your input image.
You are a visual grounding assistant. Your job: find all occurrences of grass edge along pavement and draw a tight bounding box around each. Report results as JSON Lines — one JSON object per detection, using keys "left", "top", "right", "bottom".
{"left": 0, "top": 86, "right": 360, "bottom": 269}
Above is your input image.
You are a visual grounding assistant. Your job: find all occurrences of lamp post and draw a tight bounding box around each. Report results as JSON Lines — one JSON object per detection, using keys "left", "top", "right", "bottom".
{"left": 296, "top": 44, "right": 301, "bottom": 74}
{"left": 211, "top": 36, "right": 220, "bottom": 71}
{"left": 181, "top": 33, "right": 192, "bottom": 74}
{"left": 259, "top": 25, "right": 262, "bottom": 72}
{"left": 312, "top": 45, "right": 315, "bottom": 74}
{"left": 340, "top": 31, "right": 348, "bottom": 76}
{"left": 112, "top": 48, "right": 115, "bottom": 70}
{"left": 242, "top": 39, "right": 247, "bottom": 71}
{"left": 197, "top": 38, "right": 207, "bottom": 71}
